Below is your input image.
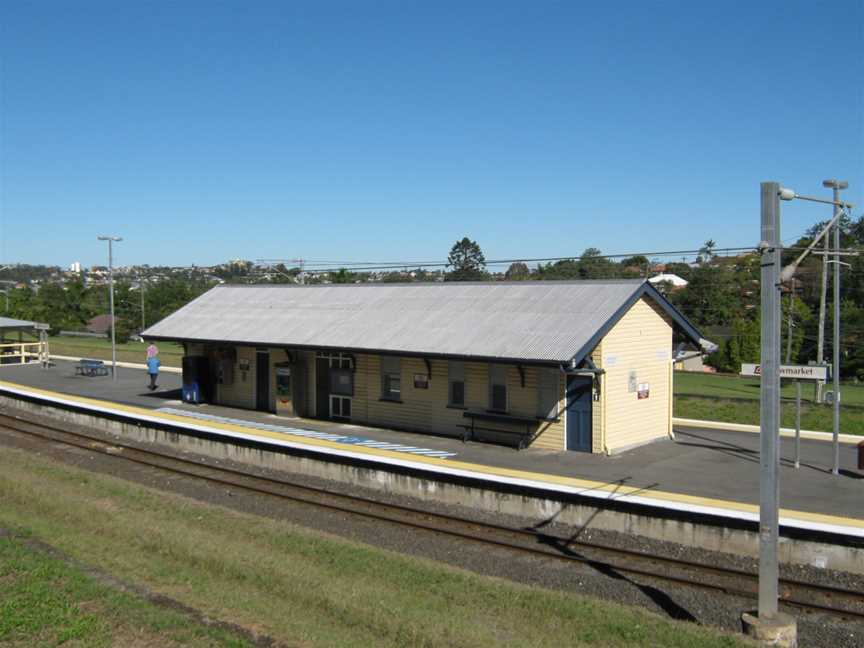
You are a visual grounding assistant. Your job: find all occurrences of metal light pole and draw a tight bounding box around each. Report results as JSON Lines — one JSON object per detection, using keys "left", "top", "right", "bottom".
{"left": 97, "top": 236, "right": 122, "bottom": 380}
{"left": 747, "top": 181, "right": 856, "bottom": 643}
{"left": 816, "top": 228, "right": 829, "bottom": 402}
{"left": 758, "top": 182, "right": 782, "bottom": 620}
{"left": 140, "top": 274, "right": 146, "bottom": 333}
{"left": 823, "top": 179, "right": 847, "bottom": 476}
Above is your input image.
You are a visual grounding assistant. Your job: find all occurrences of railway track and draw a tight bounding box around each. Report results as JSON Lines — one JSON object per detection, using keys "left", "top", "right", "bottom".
{"left": 1, "top": 410, "right": 862, "bottom": 623}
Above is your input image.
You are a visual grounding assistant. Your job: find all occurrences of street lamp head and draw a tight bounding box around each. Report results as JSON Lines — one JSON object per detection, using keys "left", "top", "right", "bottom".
{"left": 778, "top": 187, "right": 796, "bottom": 201}
{"left": 97, "top": 235, "right": 123, "bottom": 242}
{"left": 822, "top": 179, "right": 849, "bottom": 190}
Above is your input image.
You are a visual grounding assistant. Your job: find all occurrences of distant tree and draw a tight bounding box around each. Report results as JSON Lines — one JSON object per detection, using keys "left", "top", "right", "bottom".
{"left": 669, "top": 265, "right": 741, "bottom": 328}
{"left": 696, "top": 239, "right": 717, "bottom": 265}
{"left": 706, "top": 317, "right": 760, "bottom": 373}
{"left": 838, "top": 300, "right": 864, "bottom": 380}
{"left": 618, "top": 255, "right": 650, "bottom": 277}
{"left": 781, "top": 294, "right": 812, "bottom": 364}
{"left": 850, "top": 214, "right": 864, "bottom": 245}
{"left": 29, "top": 282, "right": 90, "bottom": 335}
{"left": 446, "top": 237, "right": 486, "bottom": 281}
{"left": 330, "top": 268, "right": 355, "bottom": 284}
{"left": 535, "top": 259, "right": 580, "bottom": 280}
{"left": 381, "top": 271, "right": 411, "bottom": 283}
{"left": 577, "top": 248, "right": 616, "bottom": 279}
{"left": 142, "top": 277, "right": 214, "bottom": 328}
{"left": 110, "top": 318, "right": 134, "bottom": 344}
{"left": 663, "top": 262, "right": 694, "bottom": 281}
{"left": 504, "top": 262, "right": 530, "bottom": 280}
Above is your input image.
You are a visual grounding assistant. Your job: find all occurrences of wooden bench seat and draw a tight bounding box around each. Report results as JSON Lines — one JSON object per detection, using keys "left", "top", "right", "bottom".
{"left": 461, "top": 410, "right": 542, "bottom": 450}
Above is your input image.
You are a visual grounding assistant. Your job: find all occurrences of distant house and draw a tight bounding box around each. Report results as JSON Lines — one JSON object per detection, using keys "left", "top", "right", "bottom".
{"left": 86, "top": 314, "right": 115, "bottom": 335}
{"left": 648, "top": 273, "right": 688, "bottom": 290}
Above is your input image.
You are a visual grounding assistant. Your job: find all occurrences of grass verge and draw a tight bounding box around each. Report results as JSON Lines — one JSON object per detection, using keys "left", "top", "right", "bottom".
{"left": 674, "top": 395, "right": 864, "bottom": 435}
{"left": 0, "top": 446, "right": 747, "bottom": 648}
{"left": 675, "top": 371, "right": 864, "bottom": 406}
{"left": 47, "top": 335, "right": 183, "bottom": 367}
{"left": 0, "top": 530, "right": 252, "bottom": 647}
{"left": 674, "top": 371, "right": 864, "bottom": 435}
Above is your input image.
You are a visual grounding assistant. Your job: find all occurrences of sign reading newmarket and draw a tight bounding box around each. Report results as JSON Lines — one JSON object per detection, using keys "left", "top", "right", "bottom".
{"left": 740, "top": 364, "right": 828, "bottom": 381}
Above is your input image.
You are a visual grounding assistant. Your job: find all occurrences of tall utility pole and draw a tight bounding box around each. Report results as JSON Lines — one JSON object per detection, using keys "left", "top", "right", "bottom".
{"left": 816, "top": 229, "right": 829, "bottom": 402}
{"left": 97, "top": 236, "right": 122, "bottom": 380}
{"left": 747, "top": 181, "right": 855, "bottom": 644}
{"left": 823, "top": 179, "right": 848, "bottom": 476}
{"left": 785, "top": 285, "right": 794, "bottom": 364}
{"left": 140, "top": 274, "right": 146, "bottom": 332}
{"left": 758, "top": 182, "right": 782, "bottom": 620}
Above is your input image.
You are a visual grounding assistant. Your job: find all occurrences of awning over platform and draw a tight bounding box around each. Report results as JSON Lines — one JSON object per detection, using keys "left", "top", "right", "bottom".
{"left": 143, "top": 280, "right": 706, "bottom": 366}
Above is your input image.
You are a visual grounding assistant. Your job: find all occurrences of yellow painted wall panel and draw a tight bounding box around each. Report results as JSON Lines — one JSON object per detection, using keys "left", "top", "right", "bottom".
{"left": 599, "top": 296, "right": 672, "bottom": 453}
{"left": 206, "top": 347, "right": 567, "bottom": 451}
{"left": 591, "top": 342, "right": 605, "bottom": 454}
{"left": 216, "top": 346, "right": 256, "bottom": 410}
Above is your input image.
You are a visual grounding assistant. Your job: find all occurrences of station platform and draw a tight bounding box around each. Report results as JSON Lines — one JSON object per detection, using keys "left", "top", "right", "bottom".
{"left": 0, "top": 360, "right": 862, "bottom": 538}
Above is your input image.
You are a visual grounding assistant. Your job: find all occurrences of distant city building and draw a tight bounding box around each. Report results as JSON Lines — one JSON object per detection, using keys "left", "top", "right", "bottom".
{"left": 69, "top": 261, "right": 82, "bottom": 273}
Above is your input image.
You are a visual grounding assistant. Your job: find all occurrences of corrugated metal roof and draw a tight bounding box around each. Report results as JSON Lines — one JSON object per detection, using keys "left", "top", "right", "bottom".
{"left": 0, "top": 316, "right": 41, "bottom": 330}
{"left": 142, "top": 280, "right": 677, "bottom": 364}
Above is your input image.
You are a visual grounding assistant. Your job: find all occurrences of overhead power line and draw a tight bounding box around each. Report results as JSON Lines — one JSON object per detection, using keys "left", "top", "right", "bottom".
{"left": 255, "top": 246, "right": 770, "bottom": 275}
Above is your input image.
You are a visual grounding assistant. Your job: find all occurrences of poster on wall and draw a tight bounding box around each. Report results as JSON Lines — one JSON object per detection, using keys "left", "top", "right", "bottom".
{"left": 413, "top": 374, "right": 429, "bottom": 389}
{"left": 637, "top": 383, "right": 650, "bottom": 399}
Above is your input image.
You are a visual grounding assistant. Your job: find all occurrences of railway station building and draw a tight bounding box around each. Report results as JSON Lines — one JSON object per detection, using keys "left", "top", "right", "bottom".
{"left": 142, "top": 280, "right": 710, "bottom": 454}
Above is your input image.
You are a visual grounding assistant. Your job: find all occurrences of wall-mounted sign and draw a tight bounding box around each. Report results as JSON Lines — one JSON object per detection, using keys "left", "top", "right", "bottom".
{"left": 239, "top": 359, "right": 250, "bottom": 371}
{"left": 628, "top": 371, "right": 638, "bottom": 393}
{"left": 740, "top": 364, "right": 828, "bottom": 381}
{"left": 413, "top": 374, "right": 429, "bottom": 389}
{"left": 637, "top": 383, "right": 650, "bottom": 399}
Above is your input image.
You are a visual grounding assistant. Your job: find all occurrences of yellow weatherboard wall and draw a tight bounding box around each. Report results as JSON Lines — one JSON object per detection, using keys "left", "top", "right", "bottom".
{"left": 179, "top": 293, "right": 677, "bottom": 455}
{"left": 343, "top": 355, "right": 565, "bottom": 449}
{"left": 599, "top": 296, "right": 673, "bottom": 453}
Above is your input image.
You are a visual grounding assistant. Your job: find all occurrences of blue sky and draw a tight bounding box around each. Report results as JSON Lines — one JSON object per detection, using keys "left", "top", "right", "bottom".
{"left": 1, "top": 1, "right": 862, "bottom": 268}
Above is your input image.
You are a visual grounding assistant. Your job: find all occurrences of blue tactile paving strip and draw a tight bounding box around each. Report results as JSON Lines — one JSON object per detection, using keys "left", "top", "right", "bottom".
{"left": 156, "top": 408, "right": 458, "bottom": 459}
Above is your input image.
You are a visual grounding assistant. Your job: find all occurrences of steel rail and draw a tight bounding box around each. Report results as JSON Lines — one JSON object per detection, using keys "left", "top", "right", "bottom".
{"left": 1, "top": 412, "right": 861, "bottom": 622}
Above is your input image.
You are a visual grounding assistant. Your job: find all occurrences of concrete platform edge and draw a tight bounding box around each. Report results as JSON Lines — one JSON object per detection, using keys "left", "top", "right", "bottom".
{"left": 1, "top": 383, "right": 863, "bottom": 577}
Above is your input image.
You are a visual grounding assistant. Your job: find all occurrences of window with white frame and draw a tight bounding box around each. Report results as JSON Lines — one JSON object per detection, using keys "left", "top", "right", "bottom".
{"left": 488, "top": 364, "right": 508, "bottom": 412}
{"left": 380, "top": 356, "right": 401, "bottom": 401}
{"left": 448, "top": 361, "right": 465, "bottom": 407}
{"left": 537, "top": 368, "right": 560, "bottom": 419}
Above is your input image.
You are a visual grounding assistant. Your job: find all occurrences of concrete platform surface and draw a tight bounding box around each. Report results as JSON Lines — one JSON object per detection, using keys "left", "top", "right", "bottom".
{"left": 1, "top": 360, "right": 861, "bottom": 522}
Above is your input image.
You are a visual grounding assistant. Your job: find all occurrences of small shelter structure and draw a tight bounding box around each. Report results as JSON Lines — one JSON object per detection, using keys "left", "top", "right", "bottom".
{"left": 0, "top": 317, "right": 50, "bottom": 365}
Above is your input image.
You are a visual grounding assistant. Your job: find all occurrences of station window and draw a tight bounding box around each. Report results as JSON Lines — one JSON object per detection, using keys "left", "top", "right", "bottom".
{"left": 488, "top": 364, "right": 508, "bottom": 412}
{"left": 380, "top": 356, "right": 401, "bottom": 401}
{"left": 448, "top": 361, "right": 465, "bottom": 407}
{"left": 537, "top": 368, "right": 560, "bottom": 419}
{"left": 317, "top": 351, "right": 354, "bottom": 370}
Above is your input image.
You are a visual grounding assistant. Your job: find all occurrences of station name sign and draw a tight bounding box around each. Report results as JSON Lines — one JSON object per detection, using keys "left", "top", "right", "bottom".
{"left": 740, "top": 364, "right": 828, "bottom": 381}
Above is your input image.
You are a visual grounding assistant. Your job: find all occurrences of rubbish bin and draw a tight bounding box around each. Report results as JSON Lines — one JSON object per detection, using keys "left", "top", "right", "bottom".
{"left": 182, "top": 381, "right": 201, "bottom": 404}
{"left": 181, "top": 355, "right": 210, "bottom": 403}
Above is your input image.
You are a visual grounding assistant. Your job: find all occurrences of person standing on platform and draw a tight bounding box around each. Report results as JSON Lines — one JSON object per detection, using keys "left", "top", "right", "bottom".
{"left": 146, "top": 350, "right": 160, "bottom": 391}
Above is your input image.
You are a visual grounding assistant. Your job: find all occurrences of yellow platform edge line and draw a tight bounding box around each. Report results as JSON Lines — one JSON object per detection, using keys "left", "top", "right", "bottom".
{"left": 2, "top": 380, "right": 862, "bottom": 531}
